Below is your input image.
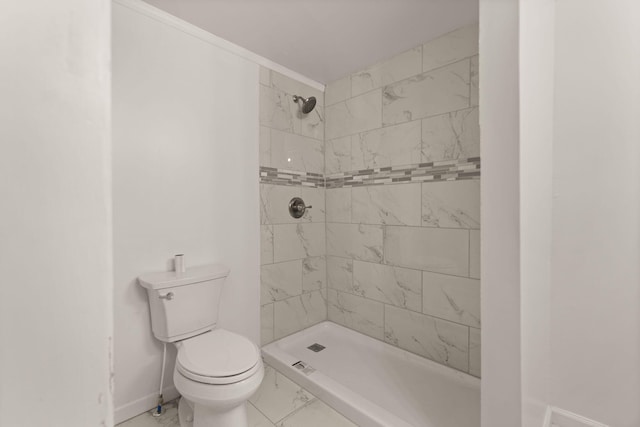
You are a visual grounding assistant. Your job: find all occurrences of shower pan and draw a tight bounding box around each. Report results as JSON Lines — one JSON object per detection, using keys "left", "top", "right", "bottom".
{"left": 263, "top": 322, "right": 480, "bottom": 427}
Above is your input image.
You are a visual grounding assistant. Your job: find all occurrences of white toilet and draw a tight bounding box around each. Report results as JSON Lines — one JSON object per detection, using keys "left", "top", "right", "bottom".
{"left": 139, "top": 263, "right": 264, "bottom": 427}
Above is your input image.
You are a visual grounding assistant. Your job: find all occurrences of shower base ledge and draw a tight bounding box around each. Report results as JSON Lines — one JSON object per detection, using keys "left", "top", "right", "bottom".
{"left": 262, "top": 321, "right": 480, "bottom": 427}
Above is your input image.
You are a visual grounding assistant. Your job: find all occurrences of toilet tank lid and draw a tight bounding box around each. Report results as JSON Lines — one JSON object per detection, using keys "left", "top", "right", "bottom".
{"left": 138, "top": 263, "right": 230, "bottom": 290}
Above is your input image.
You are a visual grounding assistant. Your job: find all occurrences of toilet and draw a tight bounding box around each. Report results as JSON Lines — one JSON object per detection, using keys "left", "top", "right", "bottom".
{"left": 138, "top": 263, "right": 264, "bottom": 427}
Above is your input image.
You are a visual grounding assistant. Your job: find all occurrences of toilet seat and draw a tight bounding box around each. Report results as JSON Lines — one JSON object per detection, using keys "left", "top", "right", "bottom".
{"left": 176, "top": 329, "right": 261, "bottom": 385}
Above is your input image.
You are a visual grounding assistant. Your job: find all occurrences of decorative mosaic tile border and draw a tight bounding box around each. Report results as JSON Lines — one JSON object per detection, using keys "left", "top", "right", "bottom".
{"left": 325, "top": 157, "right": 480, "bottom": 189}
{"left": 260, "top": 166, "right": 325, "bottom": 188}
{"left": 259, "top": 158, "right": 480, "bottom": 188}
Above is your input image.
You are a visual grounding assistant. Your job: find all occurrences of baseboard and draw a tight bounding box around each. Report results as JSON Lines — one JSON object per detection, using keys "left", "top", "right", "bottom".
{"left": 114, "top": 386, "right": 180, "bottom": 425}
{"left": 544, "top": 406, "right": 609, "bottom": 427}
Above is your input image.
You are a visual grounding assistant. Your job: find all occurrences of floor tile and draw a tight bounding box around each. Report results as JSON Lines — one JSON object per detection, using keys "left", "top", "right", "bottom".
{"left": 248, "top": 402, "right": 277, "bottom": 427}
{"left": 249, "top": 365, "right": 315, "bottom": 423}
{"left": 277, "top": 399, "right": 358, "bottom": 427}
{"left": 117, "top": 365, "right": 356, "bottom": 427}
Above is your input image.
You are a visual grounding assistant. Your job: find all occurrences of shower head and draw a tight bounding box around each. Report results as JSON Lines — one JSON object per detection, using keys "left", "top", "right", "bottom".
{"left": 293, "top": 95, "right": 316, "bottom": 114}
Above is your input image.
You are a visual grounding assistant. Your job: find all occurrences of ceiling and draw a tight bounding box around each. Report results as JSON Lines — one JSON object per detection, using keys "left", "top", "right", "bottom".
{"left": 144, "top": 0, "right": 478, "bottom": 85}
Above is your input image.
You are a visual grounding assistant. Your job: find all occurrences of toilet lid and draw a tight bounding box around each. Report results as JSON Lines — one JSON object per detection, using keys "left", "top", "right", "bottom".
{"left": 176, "top": 329, "right": 260, "bottom": 384}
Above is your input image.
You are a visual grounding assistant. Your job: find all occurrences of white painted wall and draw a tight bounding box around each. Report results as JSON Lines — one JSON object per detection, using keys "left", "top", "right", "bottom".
{"left": 0, "top": 0, "right": 113, "bottom": 426}
{"left": 519, "top": 0, "right": 554, "bottom": 426}
{"left": 550, "top": 1, "right": 640, "bottom": 425}
{"left": 482, "top": 0, "right": 640, "bottom": 426}
{"left": 479, "top": 1, "right": 522, "bottom": 425}
{"left": 112, "top": 1, "right": 259, "bottom": 422}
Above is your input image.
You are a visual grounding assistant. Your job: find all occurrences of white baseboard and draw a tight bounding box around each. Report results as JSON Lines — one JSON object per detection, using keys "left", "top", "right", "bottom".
{"left": 114, "top": 386, "right": 180, "bottom": 425}
{"left": 544, "top": 406, "right": 609, "bottom": 427}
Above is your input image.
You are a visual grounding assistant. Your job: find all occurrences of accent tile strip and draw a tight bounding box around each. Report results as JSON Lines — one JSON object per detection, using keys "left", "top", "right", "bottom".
{"left": 259, "top": 158, "right": 481, "bottom": 188}
{"left": 260, "top": 167, "right": 326, "bottom": 188}
{"left": 325, "top": 158, "right": 481, "bottom": 189}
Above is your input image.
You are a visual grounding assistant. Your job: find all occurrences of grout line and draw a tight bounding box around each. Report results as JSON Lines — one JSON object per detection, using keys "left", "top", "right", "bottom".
{"left": 419, "top": 270, "right": 424, "bottom": 313}
{"left": 382, "top": 301, "right": 386, "bottom": 340}
{"left": 468, "top": 229, "right": 472, "bottom": 277}
{"left": 329, "top": 283, "right": 477, "bottom": 329}
{"left": 420, "top": 181, "right": 424, "bottom": 227}
{"left": 468, "top": 326, "right": 471, "bottom": 373}
{"left": 327, "top": 103, "right": 479, "bottom": 142}
{"left": 468, "top": 57, "right": 472, "bottom": 107}
{"left": 275, "top": 397, "right": 319, "bottom": 424}
{"left": 247, "top": 401, "right": 277, "bottom": 427}
{"left": 324, "top": 252, "right": 479, "bottom": 281}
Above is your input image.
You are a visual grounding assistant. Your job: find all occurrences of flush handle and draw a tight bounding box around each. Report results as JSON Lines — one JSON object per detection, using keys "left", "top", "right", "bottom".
{"left": 289, "top": 197, "right": 312, "bottom": 219}
{"left": 159, "top": 292, "right": 174, "bottom": 300}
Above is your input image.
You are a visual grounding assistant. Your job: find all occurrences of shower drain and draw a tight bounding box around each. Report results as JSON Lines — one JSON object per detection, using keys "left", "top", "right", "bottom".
{"left": 307, "top": 343, "right": 325, "bottom": 352}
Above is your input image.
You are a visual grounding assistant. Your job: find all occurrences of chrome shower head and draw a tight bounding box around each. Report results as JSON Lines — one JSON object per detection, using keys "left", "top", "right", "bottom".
{"left": 292, "top": 95, "right": 316, "bottom": 114}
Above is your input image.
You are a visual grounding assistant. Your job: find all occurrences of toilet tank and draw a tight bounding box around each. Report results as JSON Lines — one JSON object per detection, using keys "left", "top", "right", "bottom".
{"left": 138, "top": 263, "right": 230, "bottom": 342}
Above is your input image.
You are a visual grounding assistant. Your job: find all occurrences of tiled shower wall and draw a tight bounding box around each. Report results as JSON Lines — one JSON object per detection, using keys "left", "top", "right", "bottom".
{"left": 259, "top": 23, "right": 480, "bottom": 378}
{"left": 323, "top": 24, "right": 481, "bottom": 377}
{"left": 259, "top": 68, "right": 327, "bottom": 344}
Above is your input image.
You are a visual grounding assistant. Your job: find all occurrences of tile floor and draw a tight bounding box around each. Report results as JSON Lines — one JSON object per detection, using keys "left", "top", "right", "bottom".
{"left": 117, "top": 364, "right": 357, "bottom": 427}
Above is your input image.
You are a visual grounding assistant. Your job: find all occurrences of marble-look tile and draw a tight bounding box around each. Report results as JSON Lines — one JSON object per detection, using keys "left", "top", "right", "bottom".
{"left": 261, "top": 260, "right": 302, "bottom": 303}
{"left": 326, "top": 188, "right": 351, "bottom": 223}
{"left": 421, "top": 180, "right": 480, "bottom": 229}
{"left": 273, "top": 223, "right": 326, "bottom": 263}
{"left": 352, "top": 261, "right": 422, "bottom": 311}
{"left": 261, "top": 303, "right": 275, "bottom": 346}
{"left": 248, "top": 402, "right": 276, "bottom": 427}
{"left": 302, "top": 256, "right": 326, "bottom": 292}
{"left": 260, "top": 85, "right": 295, "bottom": 133}
{"left": 259, "top": 66, "right": 272, "bottom": 87}
{"left": 299, "top": 187, "right": 325, "bottom": 223}
{"left": 328, "top": 289, "right": 384, "bottom": 340}
{"left": 261, "top": 225, "right": 274, "bottom": 265}
{"left": 422, "top": 24, "right": 479, "bottom": 72}
{"left": 385, "top": 226, "right": 469, "bottom": 276}
{"left": 421, "top": 107, "right": 479, "bottom": 162}
{"left": 274, "top": 290, "right": 327, "bottom": 339}
{"left": 277, "top": 398, "right": 357, "bottom": 427}
{"left": 325, "top": 89, "right": 382, "bottom": 140}
{"left": 326, "top": 223, "right": 384, "bottom": 262}
{"left": 325, "top": 75, "right": 351, "bottom": 106}
{"left": 249, "top": 365, "right": 315, "bottom": 423}
{"left": 271, "top": 70, "right": 323, "bottom": 106}
{"left": 422, "top": 271, "right": 480, "bottom": 327}
{"left": 351, "top": 120, "right": 422, "bottom": 169}
{"left": 327, "top": 256, "right": 353, "bottom": 292}
{"left": 325, "top": 136, "right": 351, "bottom": 174}
{"left": 469, "top": 327, "right": 481, "bottom": 378}
{"left": 260, "top": 126, "right": 271, "bottom": 167}
{"left": 470, "top": 56, "right": 479, "bottom": 107}
{"left": 384, "top": 305, "right": 469, "bottom": 372}
{"left": 351, "top": 47, "right": 423, "bottom": 97}
{"left": 270, "top": 129, "right": 324, "bottom": 174}
{"left": 116, "top": 400, "right": 179, "bottom": 427}
{"left": 352, "top": 183, "right": 421, "bottom": 226}
{"left": 295, "top": 103, "right": 324, "bottom": 142}
{"left": 383, "top": 60, "right": 470, "bottom": 126}
{"left": 260, "top": 184, "right": 300, "bottom": 225}
{"left": 269, "top": 71, "right": 325, "bottom": 141}
{"left": 470, "top": 229, "right": 480, "bottom": 279}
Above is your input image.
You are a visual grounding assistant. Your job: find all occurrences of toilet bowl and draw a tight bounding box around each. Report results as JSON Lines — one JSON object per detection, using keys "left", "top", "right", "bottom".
{"left": 172, "top": 329, "right": 264, "bottom": 427}
{"left": 138, "top": 263, "right": 264, "bottom": 427}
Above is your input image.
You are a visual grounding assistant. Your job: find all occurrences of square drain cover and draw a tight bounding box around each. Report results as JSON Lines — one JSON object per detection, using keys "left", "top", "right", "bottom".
{"left": 307, "top": 343, "right": 325, "bottom": 352}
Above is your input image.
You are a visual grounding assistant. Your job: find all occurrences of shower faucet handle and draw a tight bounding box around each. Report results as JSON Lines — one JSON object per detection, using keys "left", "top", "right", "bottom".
{"left": 288, "top": 197, "right": 311, "bottom": 219}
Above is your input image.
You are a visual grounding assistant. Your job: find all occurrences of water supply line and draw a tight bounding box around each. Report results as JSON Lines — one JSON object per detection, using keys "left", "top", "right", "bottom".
{"left": 152, "top": 343, "right": 167, "bottom": 417}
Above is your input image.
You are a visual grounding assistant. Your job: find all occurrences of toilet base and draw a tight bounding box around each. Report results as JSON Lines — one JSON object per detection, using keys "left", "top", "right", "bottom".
{"left": 178, "top": 397, "right": 248, "bottom": 427}
{"left": 178, "top": 397, "right": 194, "bottom": 427}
